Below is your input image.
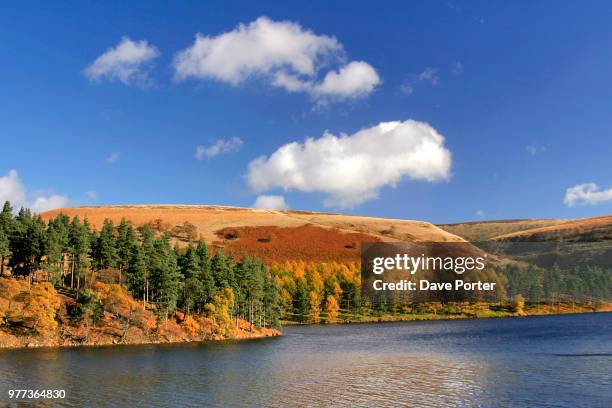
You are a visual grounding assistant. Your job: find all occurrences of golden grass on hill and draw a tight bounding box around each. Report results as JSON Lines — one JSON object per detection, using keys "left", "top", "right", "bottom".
{"left": 438, "top": 219, "right": 566, "bottom": 241}
{"left": 492, "top": 215, "right": 612, "bottom": 241}
{"left": 41, "top": 205, "right": 464, "bottom": 262}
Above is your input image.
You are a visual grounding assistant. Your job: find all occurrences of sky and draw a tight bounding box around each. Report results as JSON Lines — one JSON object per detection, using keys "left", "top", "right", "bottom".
{"left": 1, "top": 0, "right": 612, "bottom": 223}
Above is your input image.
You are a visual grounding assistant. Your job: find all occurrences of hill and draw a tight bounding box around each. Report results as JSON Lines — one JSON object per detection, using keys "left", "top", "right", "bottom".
{"left": 491, "top": 215, "right": 612, "bottom": 242}
{"left": 437, "top": 219, "right": 566, "bottom": 241}
{"left": 41, "top": 205, "right": 464, "bottom": 263}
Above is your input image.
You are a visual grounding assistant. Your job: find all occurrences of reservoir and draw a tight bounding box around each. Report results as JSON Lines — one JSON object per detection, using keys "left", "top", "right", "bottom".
{"left": 1, "top": 313, "right": 610, "bottom": 407}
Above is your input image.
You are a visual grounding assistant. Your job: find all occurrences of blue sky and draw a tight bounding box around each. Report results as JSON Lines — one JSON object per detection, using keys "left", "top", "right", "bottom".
{"left": 1, "top": 1, "right": 612, "bottom": 223}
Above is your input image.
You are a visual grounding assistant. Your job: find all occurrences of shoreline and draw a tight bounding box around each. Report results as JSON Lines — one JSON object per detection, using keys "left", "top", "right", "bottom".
{"left": 2, "top": 308, "right": 609, "bottom": 350}
{"left": 0, "top": 328, "right": 281, "bottom": 351}
{"left": 281, "top": 307, "right": 611, "bottom": 326}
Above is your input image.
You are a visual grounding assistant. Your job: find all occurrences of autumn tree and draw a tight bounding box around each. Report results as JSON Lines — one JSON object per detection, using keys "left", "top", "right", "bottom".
{"left": 325, "top": 295, "right": 340, "bottom": 323}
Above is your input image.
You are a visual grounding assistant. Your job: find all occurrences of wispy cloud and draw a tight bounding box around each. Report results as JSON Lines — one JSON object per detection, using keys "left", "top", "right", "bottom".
{"left": 525, "top": 144, "right": 546, "bottom": 156}
{"left": 401, "top": 67, "right": 440, "bottom": 95}
{"left": 84, "top": 37, "right": 160, "bottom": 87}
{"left": 452, "top": 61, "right": 463, "bottom": 75}
{"left": 564, "top": 183, "right": 612, "bottom": 207}
{"left": 106, "top": 152, "right": 120, "bottom": 164}
{"left": 195, "top": 137, "right": 243, "bottom": 159}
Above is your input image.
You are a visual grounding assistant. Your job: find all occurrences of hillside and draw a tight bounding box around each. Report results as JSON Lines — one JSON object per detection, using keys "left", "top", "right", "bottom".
{"left": 41, "top": 205, "right": 464, "bottom": 263}
{"left": 491, "top": 215, "right": 612, "bottom": 242}
{"left": 437, "top": 219, "right": 566, "bottom": 241}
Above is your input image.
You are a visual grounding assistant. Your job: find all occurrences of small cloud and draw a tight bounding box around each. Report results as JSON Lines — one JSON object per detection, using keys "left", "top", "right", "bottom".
{"left": 417, "top": 68, "right": 439, "bottom": 86}
{"left": 401, "top": 67, "right": 439, "bottom": 96}
{"left": 195, "top": 137, "right": 243, "bottom": 159}
{"left": 252, "top": 195, "right": 289, "bottom": 210}
{"left": 85, "top": 190, "right": 98, "bottom": 201}
{"left": 31, "top": 195, "right": 69, "bottom": 213}
{"left": 0, "top": 170, "right": 68, "bottom": 213}
{"left": 452, "top": 61, "right": 463, "bottom": 75}
{"left": 525, "top": 144, "right": 546, "bottom": 156}
{"left": 106, "top": 152, "right": 120, "bottom": 164}
{"left": 564, "top": 183, "right": 612, "bottom": 207}
{"left": 84, "top": 37, "right": 160, "bottom": 87}
{"left": 400, "top": 83, "right": 414, "bottom": 96}
{"left": 475, "top": 210, "right": 485, "bottom": 218}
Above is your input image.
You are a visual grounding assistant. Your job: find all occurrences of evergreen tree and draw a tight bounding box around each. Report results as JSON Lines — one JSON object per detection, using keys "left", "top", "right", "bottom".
{"left": 9, "top": 209, "right": 46, "bottom": 281}
{"left": 93, "top": 219, "right": 118, "bottom": 270}
{"left": 68, "top": 217, "right": 91, "bottom": 289}
{"left": 126, "top": 244, "right": 147, "bottom": 302}
{"left": 116, "top": 218, "right": 136, "bottom": 280}
{"left": 293, "top": 278, "right": 309, "bottom": 322}
{"left": 0, "top": 228, "right": 10, "bottom": 276}
{"left": 150, "top": 234, "right": 183, "bottom": 318}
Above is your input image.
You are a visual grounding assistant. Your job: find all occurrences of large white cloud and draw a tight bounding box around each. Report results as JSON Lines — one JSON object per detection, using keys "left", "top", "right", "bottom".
{"left": 173, "top": 17, "right": 380, "bottom": 100}
{"left": 564, "top": 183, "right": 612, "bottom": 207}
{"left": 0, "top": 170, "right": 68, "bottom": 213}
{"left": 84, "top": 37, "right": 160, "bottom": 86}
{"left": 247, "top": 120, "right": 452, "bottom": 208}
{"left": 252, "top": 195, "right": 289, "bottom": 210}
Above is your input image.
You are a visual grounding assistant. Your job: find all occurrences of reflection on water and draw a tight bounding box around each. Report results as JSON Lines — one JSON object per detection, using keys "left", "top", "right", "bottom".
{"left": 0, "top": 313, "right": 610, "bottom": 407}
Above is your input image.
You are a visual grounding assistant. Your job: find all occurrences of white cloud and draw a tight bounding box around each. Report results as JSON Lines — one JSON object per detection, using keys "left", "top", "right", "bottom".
{"left": 247, "top": 119, "right": 452, "bottom": 208}
{"left": 106, "top": 152, "right": 120, "bottom": 163}
{"left": 476, "top": 210, "right": 485, "bottom": 218}
{"left": 0, "top": 170, "right": 68, "bottom": 213}
{"left": 173, "top": 17, "right": 380, "bottom": 101}
{"left": 313, "top": 61, "right": 380, "bottom": 99}
{"left": 84, "top": 37, "right": 160, "bottom": 86}
{"left": 31, "top": 195, "right": 69, "bottom": 213}
{"left": 0, "top": 170, "right": 26, "bottom": 209}
{"left": 564, "top": 183, "right": 612, "bottom": 207}
{"left": 252, "top": 195, "right": 289, "bottom": 210}
{"left": 195, "top": 137, "right": 243, "bottom": 159}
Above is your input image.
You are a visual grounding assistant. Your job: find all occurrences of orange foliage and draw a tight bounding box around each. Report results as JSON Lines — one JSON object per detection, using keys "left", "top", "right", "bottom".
{"left": 22, "top": 282, "right": 61, "bottom": 333}
{"left": 216, "top": 225, "right": 379, "bottom": 263}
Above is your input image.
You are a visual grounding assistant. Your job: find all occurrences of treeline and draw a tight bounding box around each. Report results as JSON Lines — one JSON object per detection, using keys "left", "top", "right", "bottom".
{"left": 500, "top": 263, "right": 612, "bottom": 305}
{"left": 0, "top": 201, "right": 282, "bottom": 329}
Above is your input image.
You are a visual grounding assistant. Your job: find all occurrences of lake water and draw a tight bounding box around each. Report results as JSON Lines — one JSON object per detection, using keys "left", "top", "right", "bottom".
{"left": 1, "top": 313, "right": 610, "bottom": 407}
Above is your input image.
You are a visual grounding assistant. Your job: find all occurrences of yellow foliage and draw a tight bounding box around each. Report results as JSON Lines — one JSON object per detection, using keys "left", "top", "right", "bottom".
{"left": 308, "top": 290, "right": 321, "bottom": 323}
{"left": 205, "top": 288, "right": 235, "bottom": 337}
{"left": 22, "top": 282, "right": 61, "bottom": 334}
{"left": 325, "top": 295, "right": 340, "bottom": 323}
{"left": 182, "top": 315, "right": 200, "bottom": 336}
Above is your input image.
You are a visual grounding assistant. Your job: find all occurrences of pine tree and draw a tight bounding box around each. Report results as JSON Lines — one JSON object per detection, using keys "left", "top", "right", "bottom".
{"left": 293, "top": 278, "right": 309, "bottom": 322}
{"left": 68, "top": 217, "right": 91, "bottom": 289}
{"left": 93, "top": 219, "right": 119, "bottom": 270}
{"left": 150, "top": 234, "right": 183, "bottom": 318}
{"left": 116, "top": 218, "right": 136, "bottom": 281}
{"left": 9, "top": 209, "right": 46, "bottom": 282}
{"left": 126, "top": 244, "right": 147, "bottom": 303}
{"left": 0, "top": 228, "right": 10, "bottom": 277}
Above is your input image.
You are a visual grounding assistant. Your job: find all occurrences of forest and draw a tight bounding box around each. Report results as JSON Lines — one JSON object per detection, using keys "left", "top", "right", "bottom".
{"left": 1, "top": 199, "right": 611, "bottom": 347}
{"left": 0, "top": 201, "right": 282, "bottom": 344}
